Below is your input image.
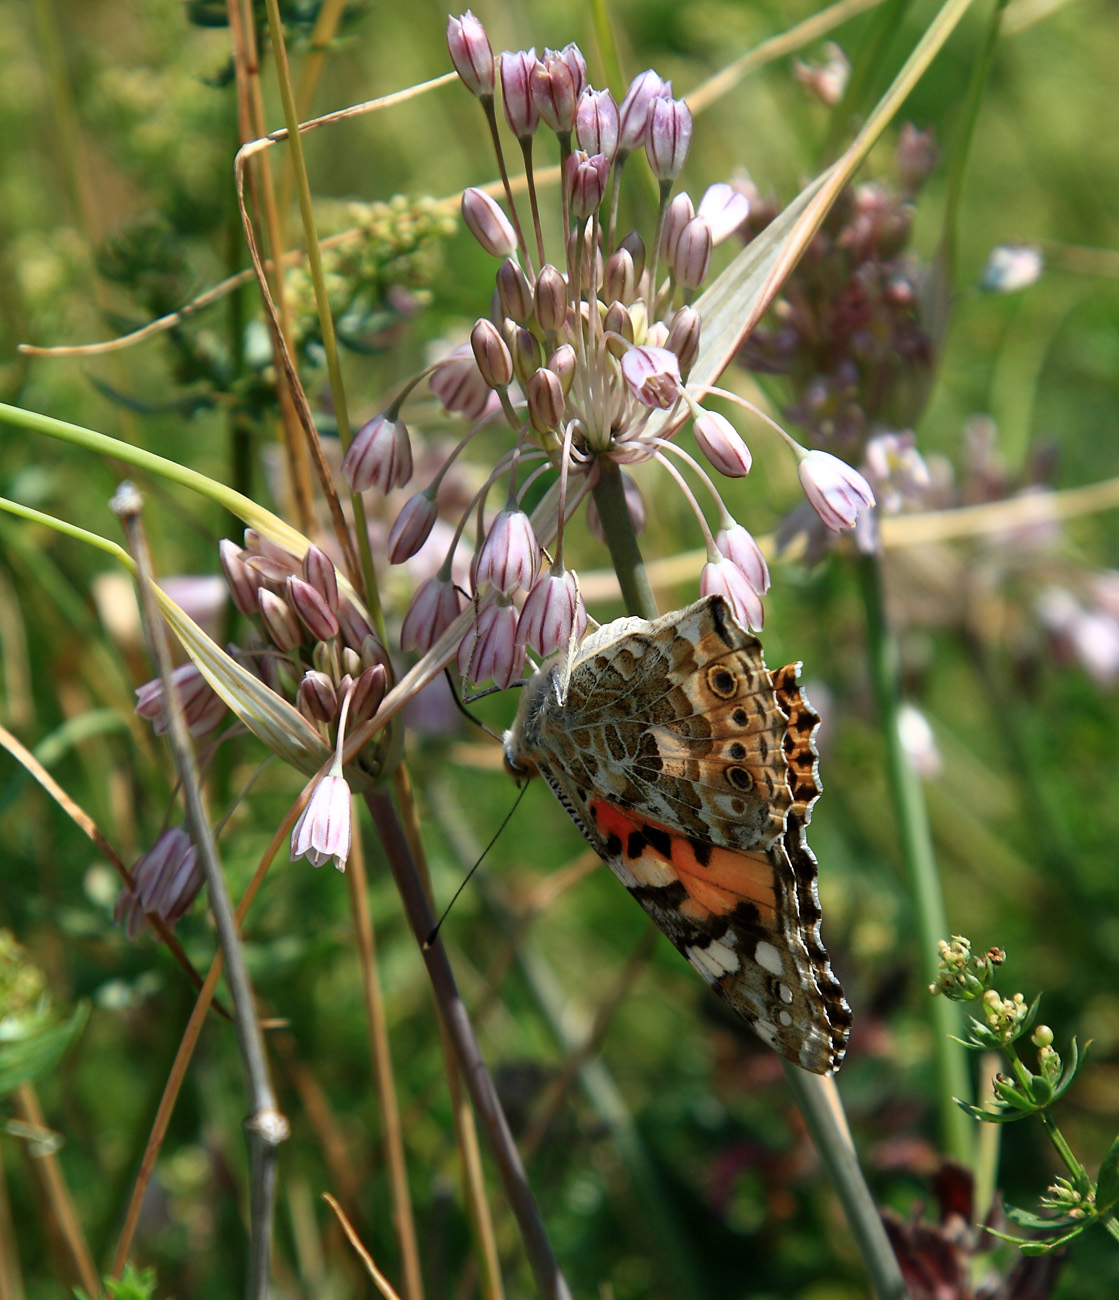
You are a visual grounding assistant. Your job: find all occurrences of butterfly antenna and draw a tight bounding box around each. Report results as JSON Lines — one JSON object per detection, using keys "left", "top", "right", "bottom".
{"left": 424, "top": 783, "right": 529, "bottom": 948}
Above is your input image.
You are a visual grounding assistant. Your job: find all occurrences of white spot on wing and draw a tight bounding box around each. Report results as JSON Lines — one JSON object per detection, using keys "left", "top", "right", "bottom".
{"left": 779, "top": 983, "right": 794, "bottom": 1005}
{"left": 755, "top": 940, "right": 784, "bottom": 977}
{"left": 686, "top": 939, "right": 740, "bottom": 983}
{"left": 779, "top": 1010, "right": 794, "bottom": 1027}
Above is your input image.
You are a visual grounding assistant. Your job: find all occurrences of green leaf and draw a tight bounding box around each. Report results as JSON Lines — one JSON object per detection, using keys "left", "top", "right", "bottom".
{"left": 1095, "top": 1132, "right": 1119, "bottom": 1214}
{"left": 0, "top": 1002, "right": 89, "bottom": 1097}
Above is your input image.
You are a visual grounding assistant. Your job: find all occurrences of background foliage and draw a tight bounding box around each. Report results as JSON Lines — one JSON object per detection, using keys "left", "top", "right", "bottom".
{"left": 1, "top": 0, "right": 1117, "bottom": 1296}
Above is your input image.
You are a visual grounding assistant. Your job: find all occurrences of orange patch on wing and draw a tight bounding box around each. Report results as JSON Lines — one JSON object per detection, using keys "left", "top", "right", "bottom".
{"left": 592, "top": 801, "right": 778, "bottom": 924}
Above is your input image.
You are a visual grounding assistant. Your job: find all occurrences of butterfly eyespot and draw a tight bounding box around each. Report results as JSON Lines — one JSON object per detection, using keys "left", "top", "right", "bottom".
{"left": 728, "top": 742, "right": 747, "bottom": 760}
{"left": 732, "top": 707, "right": 748, "bottom": 726}
{"left": 706, "top": 666, "right": 738, "bottom": 699}
{"left": 726, "top": 766, "right": 754, "bottom": 791}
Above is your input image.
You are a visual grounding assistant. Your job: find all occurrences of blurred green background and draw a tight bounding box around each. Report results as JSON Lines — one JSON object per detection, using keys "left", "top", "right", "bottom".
{"left": 1, "top": 0, "right": 1118, "bottom": 1296}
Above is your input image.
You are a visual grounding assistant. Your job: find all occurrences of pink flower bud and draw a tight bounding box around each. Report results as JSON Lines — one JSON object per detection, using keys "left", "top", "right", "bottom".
{"left": 659, "top": 192, "right": 695, "bottom": 267}
{"left": 566, "top": 150, "right": 610, "bottom": 220}
{"left": 618, "top": 69, "right": 671, "bottom": 155}
{"left": 336, "top": 597, "right": 378, "bottom": 655}
{"left": 475, "top": 507, "right": 540, "bottom": 594}
{"left": 548, "top": 343, "right": 576, "bottom": 394}
{"left": 342, "top": 413, "right": 413, "bottom": 494}
{"left": 301, "top": 545, "right": 339, "bottom": 611}
{"left": 798, "top": 449, "right": 876, "bottom": 531}
{"left": 693, "top": 410, "right": 752, "bottom": 478}
{"left": 401, "top": 574, "right": 465, "bottom": 654}
{"left": 497, "top": 258, "right": 533, "bottom": 321}
{"left": 349, "top": 663, "right": 387, "bottom": 726}
{"left": 621, "top": 345, "right": 681, "bottom": 409}
{"left": 576, "top": 87, "right": 619, "bottom": 160}
{"left": 586, "top": 472, "right": 646, "bottom": 541}
{"left": 531, "top": 46, "right": 582, "bottom": 134}
{"left": 258, "top": 588, "right": 303, "bottom": 651}
{"left": 291, "top": 773, "right": 352, "bottom": 871}
{"left": 219, "top": 539, "right": 262, "bottom": 617}
{"left": 447, "top": 12, "right": 494, "bottom": 98}
{"left": 672, "top": 215, "right": 712, "bottom": 289}
{"left": 116, "top": 827, "right": 203, "bottom": 939}
{"left": 645, "top": 96, "right": 692, "bottom": 181}
{"left": 697, "top": 182, "right": 750, "bottom": 244}
{"left": 500, "top": 49, "right": 540, "bottom": 139}
{"left": 507, "top": 323, "right": 541, "bottom": 391}
{"left": 388, "top": 490, "right": 439, "bottom": 564}
{"left": 700, "top": 557, "right": 764, "bottom": 631}
{"left": 461, "top": 187, "right": 517, "bottom": 259}
{"left": 134, "top": 662, "right": 226, "bottom": 737}
{"left": 896, "top": 123, "right": 940, "bottom": 196}
{"left": 527, "top": 367, "right": 565, "bottom": 434}
{"left": 603, "top": 300, "right": 633, "bottom": 355}
{"left": 457, "top": 600, "right": 524, "bottom": 688}
{"left": 430, "top": 343, "right": 493, "bottom": 420}
{"left": 715, "top": 523, "right": 770, "bottom": 594}
{"left": 517, "top": 569, "right": 587, "bottom": 657}
{"left": 618, "top": 229, "right": 647, "bottom": 282}
{"left": 666, "top": 305, "right": 701, "bottom": 376}
{"left": 298, "top": 670, "right": 339, "bottom": 723}
{"left": 534, "top": 264, "right": 568, "bottom": 332}
{"left": 470, "top": 318, "right": 514, "bottom": 388}
{"left": 287, "top": 575, "right": 340, "bottom": 641}
{"left": 603, "top": 248, "right": 635, "bottom": 304}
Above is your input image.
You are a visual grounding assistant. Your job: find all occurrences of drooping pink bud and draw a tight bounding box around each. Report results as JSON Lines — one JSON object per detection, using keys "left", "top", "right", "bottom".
{"left": 798, "top": 450, "right": 876, "bottom": 531}
{"left": 621, "top": 345, "right": 681, "bottom": 409}
{"left": 388, "top": 490, "right": 439, "bottom": 564}
{"left": 645, "top": 96, "right": 692, "bottom": 181}
{"left": 517, "top": 569, "right": 587, "bottom": 657}
{"left": 693, "top": 410, "right": 752, "bottom": 478}
{"left": 447, "top": 12, "right": 494, "bottom": 98}
{"left": 666, "top": 305, "right": 701, "bottom": 376}
{"left": 475, "top": 508, "right": 540, "bottom": 594}
{"left": 461, "top": 187, "right": 518, "bottom": 259}
{"left": 349, "top": 662, "right": 388, "bottom": 726}
{"left": 700, "top": 557, "right": 764, "bottom": 631}
{"left": 715, "top": 523, "right": 770, "bottom": 594}
{"left": 430, "top": 344, "right": 493, "bottom": 420}
{"left": 547, "top": 343, "right": 577, "bottom": 395}
{"left": 457, "top": 600, "right": 524, "bottom": 688}
{"left": 291, "top": 773, "right": 352, "bottom": 871}
{"left": 134, "top": 662, "right": 226, "bottom": 737}
{"left": 500, "top": 49, "right": 540, "bottom": 139}
{"left": 617, "top": 69, "right": 671, "bottom": 155}
{"left": 116, "top": 827, "right": 203, "bottom": 939}
{"left": 401, "top": 574, "right": 465, "bottom": 654}
{"left": 342, "top": 413, "right": 413, "bottom": 494}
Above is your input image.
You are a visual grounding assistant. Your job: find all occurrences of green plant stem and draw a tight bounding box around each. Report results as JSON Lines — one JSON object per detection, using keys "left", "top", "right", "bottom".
{"left": 592, "top": 458, "right": 906, "bottom": 1299}
{"left": 589, "top": 460, "right": 656, "bottom": 615}
{"left": 856, "top": 550, "right": 973, "bottom": 1162}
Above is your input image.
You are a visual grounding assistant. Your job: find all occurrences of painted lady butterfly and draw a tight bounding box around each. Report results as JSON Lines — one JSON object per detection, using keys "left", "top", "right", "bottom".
{"left": 503, "top": 594, "right": 850, "bottom": 1075}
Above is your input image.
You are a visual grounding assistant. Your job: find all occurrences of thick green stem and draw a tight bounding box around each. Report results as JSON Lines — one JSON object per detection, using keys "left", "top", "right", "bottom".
{"left": 857, "top": 550, "right": 973, "bottom": 1162}
{"left": 589, "top": 460, "right": 656, "bottom": 618}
